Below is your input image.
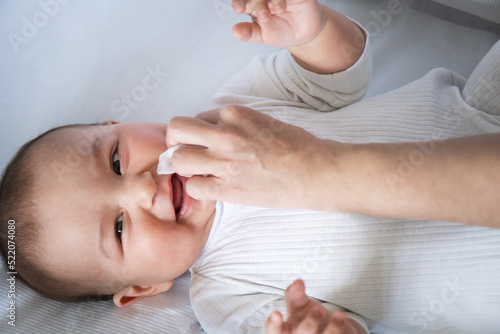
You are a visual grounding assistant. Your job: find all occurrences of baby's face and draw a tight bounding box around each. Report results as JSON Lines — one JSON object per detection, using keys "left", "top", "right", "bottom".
{"left": 35, "top": 122, "right": 216, "bottom": 295}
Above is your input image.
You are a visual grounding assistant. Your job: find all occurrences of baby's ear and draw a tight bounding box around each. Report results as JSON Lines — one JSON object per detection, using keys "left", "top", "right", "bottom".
{"left": 102, "top": 119, "right": 119, "bottom": 125}
{"left": 113, "top": 281, "right": 174, "bottom": 307}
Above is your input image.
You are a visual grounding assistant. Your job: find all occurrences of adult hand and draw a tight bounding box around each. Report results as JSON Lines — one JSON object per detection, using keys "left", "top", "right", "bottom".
{"left": 166, "top": 105, "right": 336, "bottom": 209}
{"left": 167, "top": 104, "right": 500, "bottom": 228}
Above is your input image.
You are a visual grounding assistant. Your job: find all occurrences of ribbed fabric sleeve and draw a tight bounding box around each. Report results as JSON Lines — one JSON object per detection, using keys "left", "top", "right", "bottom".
{"left": 210, "top": 23, "right": 372, "bottom": 112}
{"left": 462, "top": 41, "right": 500, "bottom": 115}
{"left": 430, "top": 0, "right": 500, "bottom": 23}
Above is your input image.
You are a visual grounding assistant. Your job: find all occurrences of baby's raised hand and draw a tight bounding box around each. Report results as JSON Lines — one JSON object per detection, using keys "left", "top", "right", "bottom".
{"left": 265, "top": 280, "right": 363, "bottom": 334}
{"left": 231, "top": 0, "right": 326, "bottom": 48}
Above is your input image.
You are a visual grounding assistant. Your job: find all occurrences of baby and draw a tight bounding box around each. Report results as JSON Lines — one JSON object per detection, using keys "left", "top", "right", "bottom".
{"left": 1, "top": 0, "right": 500, "bottom": 333}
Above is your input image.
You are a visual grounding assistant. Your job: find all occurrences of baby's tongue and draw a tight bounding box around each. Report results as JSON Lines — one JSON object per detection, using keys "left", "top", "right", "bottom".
{"left": 171, "top": 174, "right": 183, "bottom": 214}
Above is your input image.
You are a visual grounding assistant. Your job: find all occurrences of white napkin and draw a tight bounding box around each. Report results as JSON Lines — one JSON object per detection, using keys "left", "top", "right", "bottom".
{"left": 157, "top": 145, "right": 205, "bottom": 174}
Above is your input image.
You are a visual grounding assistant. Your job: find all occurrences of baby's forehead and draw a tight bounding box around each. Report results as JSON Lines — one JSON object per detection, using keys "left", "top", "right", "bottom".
{"left": 47, "top": 123, "right": 111, "bottom": 146}
{"left": 33, "top": 124, "right": 113, "bottom": 204}
{"left": 35, "top": 124, "right": 112, "bottom": 167}
{"left": 35, "top": 178, "right": 106, "bottom": 263}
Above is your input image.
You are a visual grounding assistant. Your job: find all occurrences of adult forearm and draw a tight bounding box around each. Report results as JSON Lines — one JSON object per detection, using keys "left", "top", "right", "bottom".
{"left": 316, "top": 134, "right": 500, "bottom": 228}
{"left": 287, "top": 5, "right": 365, "bottom": 74}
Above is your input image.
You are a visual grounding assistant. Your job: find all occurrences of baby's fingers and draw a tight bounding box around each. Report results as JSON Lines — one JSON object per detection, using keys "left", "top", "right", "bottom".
{"left": 323, "top": 311, "right": 348, "bottom": 334}
{"left": 269, "top": 0, "right": 286, "bottom": 14}
{"left": 296, "top": 306, "right": 329, "bottom": 333}
{"left": 285, "top": 280, "right": 310, "bottom": 315}
{"left": 251, "top": 0, "right": 271, "bottom": 22}
{"left": 232, "top": 22, "right": 263, "bottom": 43}
{"left": 265, "top": 311, "right": 284, "bottom": 334}
{"left": 232, "top": 0, "right": 272, "bottom": 22}
{"left": 232, "top": 0, "right": 246, "bottom": 14}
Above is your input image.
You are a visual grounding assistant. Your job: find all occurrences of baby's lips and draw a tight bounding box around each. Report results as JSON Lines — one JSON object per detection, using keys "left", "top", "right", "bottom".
{"left": 157, "top": 145, "right": 205, "bottom": 175}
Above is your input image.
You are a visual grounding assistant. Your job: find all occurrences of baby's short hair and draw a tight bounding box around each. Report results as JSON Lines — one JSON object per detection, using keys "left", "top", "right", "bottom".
{"left": 0, "top": 124, "right": 125, "bottom": 302}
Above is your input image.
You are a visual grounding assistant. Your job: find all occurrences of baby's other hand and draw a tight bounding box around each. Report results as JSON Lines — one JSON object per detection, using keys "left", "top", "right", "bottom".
{"left": 265, "top": 280, "right": 361, "bottom": 334}
{"left": 231, "top": 0, "right": 326, "bottom": 48}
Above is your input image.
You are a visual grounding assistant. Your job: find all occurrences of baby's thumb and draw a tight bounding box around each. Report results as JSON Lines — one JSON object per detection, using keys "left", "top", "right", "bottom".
{"left": 232, "top": 23, "right": 263, "bottom": 44}
{"left": 285, "top": 279, "right": 310, "bottom": 314}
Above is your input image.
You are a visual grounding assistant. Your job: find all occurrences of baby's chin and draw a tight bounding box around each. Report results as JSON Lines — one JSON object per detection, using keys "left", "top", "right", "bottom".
{"left": 179, "top": 197, "right": 216, "bottom": 227}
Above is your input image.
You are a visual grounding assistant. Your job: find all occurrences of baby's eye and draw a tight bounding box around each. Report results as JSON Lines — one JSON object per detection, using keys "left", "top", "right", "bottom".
{"left": 112, "top": 150, "right": 121, "bottom": 175}
{"left": 115, "top": 215, "right": 123, "bottom": 244}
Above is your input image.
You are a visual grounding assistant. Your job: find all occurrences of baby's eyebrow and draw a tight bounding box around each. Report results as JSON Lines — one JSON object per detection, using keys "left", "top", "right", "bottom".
{"left": 91, "top": 134, "right": 112, "bottom": 260}
{"left": 92, "top": 135, "right": 104, "bottom": 166}
{"left": 88, "top": 134, "right": 108, "bottom": 176}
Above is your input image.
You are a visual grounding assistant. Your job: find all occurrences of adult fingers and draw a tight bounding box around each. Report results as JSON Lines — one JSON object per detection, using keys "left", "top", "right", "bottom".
{"left": 185, "top": 176, "right": 224, "bottom": 201}
{"left": 196, "top": 105, "right": 274, "bottom": 132}
{"left": 169, "top": 146, "right": 220, "bottom": 177}
{"left": 195, "top": 108, "right": 223, "bottom": 124}
{"left": 166, "top": 116, "right": 219, "bottom": 148}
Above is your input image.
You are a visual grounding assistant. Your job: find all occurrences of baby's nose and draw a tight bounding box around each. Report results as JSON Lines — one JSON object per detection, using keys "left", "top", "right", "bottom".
{"left": 130, "top": 171, "right": 157, "bottom": 209}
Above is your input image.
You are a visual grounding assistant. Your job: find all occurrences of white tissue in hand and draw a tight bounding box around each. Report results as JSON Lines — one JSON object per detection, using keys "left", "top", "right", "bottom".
{"left": 157, "top": 145, "right": 205, "bottom": 175}
{"left": 157, "top": 145, "right": 183, "bottom": 174}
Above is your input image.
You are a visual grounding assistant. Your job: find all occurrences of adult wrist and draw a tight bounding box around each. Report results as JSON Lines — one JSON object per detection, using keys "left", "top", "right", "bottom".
{"left": 302, "top": 139, "right": 355, "bottom": 212}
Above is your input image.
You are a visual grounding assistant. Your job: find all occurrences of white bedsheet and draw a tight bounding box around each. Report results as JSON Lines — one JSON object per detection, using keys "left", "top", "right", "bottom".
{"left": 0, "top": 0, "right": 498, "bottom": 333}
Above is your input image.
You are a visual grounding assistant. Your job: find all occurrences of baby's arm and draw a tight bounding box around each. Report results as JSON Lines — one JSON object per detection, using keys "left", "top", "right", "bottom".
{"left": 205, "top": 1, "right": 372, "bottom": 114}
{"left": 232, "top": 0, "right": 365, "bottom": 74}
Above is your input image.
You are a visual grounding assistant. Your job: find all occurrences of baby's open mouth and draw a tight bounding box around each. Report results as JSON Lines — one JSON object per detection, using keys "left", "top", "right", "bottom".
{"left": 171, "top": 173, "right": 184, "bottom": 217}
